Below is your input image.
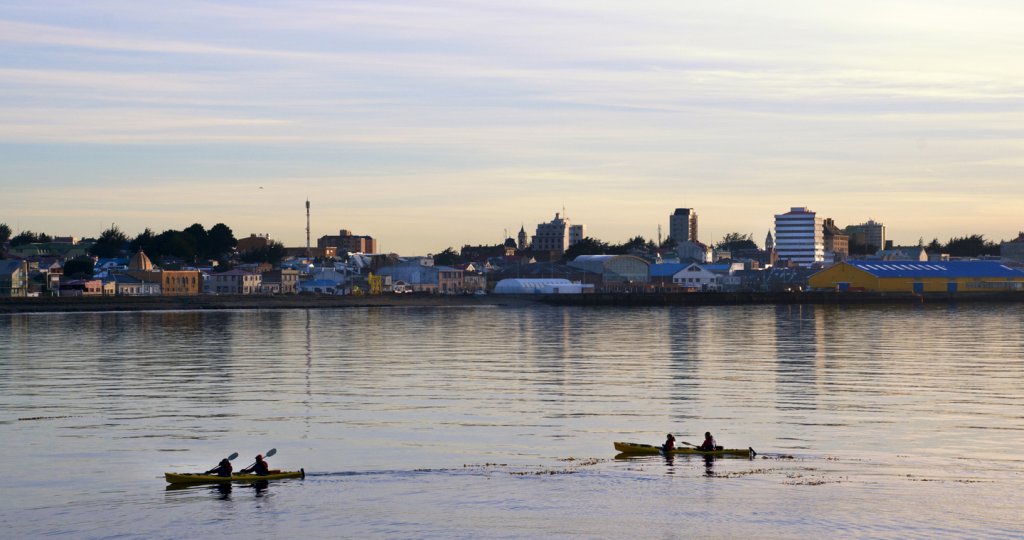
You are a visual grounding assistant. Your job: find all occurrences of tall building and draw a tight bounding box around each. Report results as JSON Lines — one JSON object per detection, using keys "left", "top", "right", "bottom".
{"left": 517, "top": 225, "right": 528, "bottom": 250}
{"left": 844, "top": 219, "right": 886, "bottom": 252}
{"left": 774, "top": 207, "right": 824, "bottom": 267}
{"left": 669, "top": 208, "right": 698, "bottom": 243}
{"left": 822, "top": 218, "right": 849, "bottom": 262}
{"left": 531, "top": 212, "right": 584, "bottom": 254}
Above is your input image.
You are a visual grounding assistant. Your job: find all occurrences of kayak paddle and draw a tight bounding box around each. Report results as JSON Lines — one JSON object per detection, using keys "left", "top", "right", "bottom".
{"left": 241, "top": 448, "right": 277, "bottom": 472}
{"left": 204, "top": 452, "right": 240, "bottom": 474}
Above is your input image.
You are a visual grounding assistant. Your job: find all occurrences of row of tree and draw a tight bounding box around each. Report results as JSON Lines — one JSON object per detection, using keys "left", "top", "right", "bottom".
{"left": 0, "top": 222, "right": 285, "bottom": 265}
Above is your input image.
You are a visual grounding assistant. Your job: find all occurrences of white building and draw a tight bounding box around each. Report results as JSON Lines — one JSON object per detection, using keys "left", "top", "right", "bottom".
{"left": 671, "top": 263, "right": 723, "bottom": 291}
{"left": 669, "top": 208, "right": 698, "bottom": 243}
{"left": 493, "top": 278, "right": 590, "bottom": 294}
{"left": 774, "top": 207, "right": 824, "bottom": 267}
{"left": 532, "top": 212, "right": 585, "bottom": 254}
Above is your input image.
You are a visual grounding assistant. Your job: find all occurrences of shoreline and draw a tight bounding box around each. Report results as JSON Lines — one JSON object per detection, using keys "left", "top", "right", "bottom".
{"left": 3, "top": 290, "right": 1023, "bottom": 314}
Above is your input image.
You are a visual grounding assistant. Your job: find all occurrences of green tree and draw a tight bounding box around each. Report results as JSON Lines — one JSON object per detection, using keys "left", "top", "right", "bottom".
{"left": 63, "top": 257, "right": 95, "bottom": 278}
{"left": 183, "top": 223, "right": 208, "bottom": 261}
{"left": 89, "top": 224, "right": 129, "bottom": 258}
{"left": 659, "top": 235, "right": 678, "bottom": 249}
{"left": 715, "top": 232, "right": 758, "bottom": 252}
{"left": 130, "top": 228, "right": 157, "bottom": 255}
{"left": 10, "top": 230, "right": 44, "bottom": 247}
{"left": 563, "top": 237, "right": 610, "bottom": 260}
{"left": 206, "top": 223, "right": 237, "bottom": 259}
{"left": 0, "top": 223, "right": 10, "bottom": 245}
{"left": 925, "top": 238, "right": 943, "bottom": 254}
{"left": 433, "top": 247, "right": 460, "bottom": 266}
{"left": 239, "top": 241, "right": 286, "bottom": 264}
{"left": 945, "top": 234, "right": 998, "bottom": 257}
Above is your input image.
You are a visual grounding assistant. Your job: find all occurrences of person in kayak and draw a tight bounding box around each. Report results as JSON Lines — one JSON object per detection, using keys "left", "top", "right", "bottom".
{"left": 214, "top": 461, "right": 234, "bottom": 477}
{"left": 242, "top": 454, "right": 270, "bottom": 476}
{"left": 205, "top": 458, "right": 233, "bottom": 477}
{"left": 662, "top": 433, "right": 676, "bottom": 452}
{"left": 698, "top": 432, "right": 717, "bottom": 451}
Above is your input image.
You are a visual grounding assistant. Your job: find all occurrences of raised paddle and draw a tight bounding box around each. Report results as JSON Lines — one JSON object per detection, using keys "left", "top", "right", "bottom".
{"left": 241, "top": 448, "right": 277, "bottom": 473}
{"left": 204, "top": 452, "right": 239, "bottom": 474}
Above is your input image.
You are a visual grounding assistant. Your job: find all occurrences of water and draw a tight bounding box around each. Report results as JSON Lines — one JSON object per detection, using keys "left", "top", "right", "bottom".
{"left": 1, "top": 304, "right": 1022, "bottom": 538}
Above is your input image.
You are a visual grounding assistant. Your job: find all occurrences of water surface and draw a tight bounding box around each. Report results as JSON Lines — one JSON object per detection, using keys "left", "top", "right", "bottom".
{"left": 1, "top": 305, "right": 1022, "bottom": 538}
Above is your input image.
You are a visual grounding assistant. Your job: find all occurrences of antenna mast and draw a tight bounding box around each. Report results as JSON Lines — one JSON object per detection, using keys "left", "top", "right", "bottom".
{"left": 305, "top": 199, "right": 311, "bottom": 263}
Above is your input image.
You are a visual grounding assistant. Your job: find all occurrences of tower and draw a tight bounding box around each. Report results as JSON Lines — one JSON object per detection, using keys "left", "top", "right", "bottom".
{"left": 305, "top": 199, "right": 311, "bottom": 262}
{"left": 517, "top": 225, "right": 528, "bottom": 250}
{"left": 669, "top": 208, "right": 698, "bottom": 244}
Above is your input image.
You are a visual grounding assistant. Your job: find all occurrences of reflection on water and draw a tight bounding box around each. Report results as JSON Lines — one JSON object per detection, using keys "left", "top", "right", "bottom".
{"left": 2, "top": 305, "right": 1023, "bottom": 538}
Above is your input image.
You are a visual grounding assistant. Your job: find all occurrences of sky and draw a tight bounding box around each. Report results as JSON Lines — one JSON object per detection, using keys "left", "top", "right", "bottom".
{"left": 1, "top": 0, "right": 1023, "bottom": 254}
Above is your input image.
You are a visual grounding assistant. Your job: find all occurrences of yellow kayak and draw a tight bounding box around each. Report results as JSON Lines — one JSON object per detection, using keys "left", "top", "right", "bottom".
{"left": 164, "top": 469, "right": 305, "bottom": 484}
{"left": 614, "top": 442, "right": 755, "bottom": 457}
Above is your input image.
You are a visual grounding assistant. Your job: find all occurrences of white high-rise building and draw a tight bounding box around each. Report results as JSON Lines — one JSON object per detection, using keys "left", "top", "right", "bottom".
{"left": 669, "top": 208, "right": 698, "bottom": 244}
{"left": 532, "top": 212, "right": 585, "bottom": 254}
{"left": 774, "top": 207, "right": 824, "bottom": 267}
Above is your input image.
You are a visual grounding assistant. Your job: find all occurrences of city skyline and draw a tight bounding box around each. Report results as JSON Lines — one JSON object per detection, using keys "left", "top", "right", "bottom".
{"left": 2, "top": 1, "right": 1023, "bottom": 254}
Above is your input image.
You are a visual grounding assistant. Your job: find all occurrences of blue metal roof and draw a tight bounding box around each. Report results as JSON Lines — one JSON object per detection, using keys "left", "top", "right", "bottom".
{"left": 847, "top": 260, "right": 1024, "bottom": 278}
{"left": 649, "top": 263, "right": 688, "bottom": 277}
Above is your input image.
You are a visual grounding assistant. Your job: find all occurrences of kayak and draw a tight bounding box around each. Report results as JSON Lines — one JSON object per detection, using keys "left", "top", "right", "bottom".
{"left": 165, "top": 469, "right": 305, "bottom": 484}
{"left": 614, "top": 442, "right": 755, "bottom": 457}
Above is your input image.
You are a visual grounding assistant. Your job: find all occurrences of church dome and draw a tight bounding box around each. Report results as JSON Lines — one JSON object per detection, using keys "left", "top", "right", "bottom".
{"left": 128, "top": 250, "right": 154, "bottom": 271}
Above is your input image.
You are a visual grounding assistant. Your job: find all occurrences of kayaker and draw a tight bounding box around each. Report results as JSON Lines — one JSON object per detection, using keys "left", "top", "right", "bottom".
{"left": 242, "top": 454, "right": 270, "bottom": 476}
{"left": 698, "top": 432, "right": 717, "bottom": 451}
{"left": 662, "top": 433, "right": 676, "bottom": 452}
{"left": 205, "top": 458, "right": 233, "bottom": 477}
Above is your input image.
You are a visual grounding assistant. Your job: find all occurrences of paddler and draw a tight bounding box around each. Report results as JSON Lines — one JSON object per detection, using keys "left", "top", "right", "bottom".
{"left": 698, "top": 432, "right": 717, "bottom": 451}
{"left": 242, "top": 454, "right": 270, "bottom": 476}
{"left": 206, "top": 458, "right": 233, "bottom": 477}
{"left": 662, "top": 433, "right": 676, "bottom": 452}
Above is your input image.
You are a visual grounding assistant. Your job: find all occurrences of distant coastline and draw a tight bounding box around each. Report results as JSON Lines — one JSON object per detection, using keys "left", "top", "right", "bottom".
{"left": 3, "top": 290, "right": 1023, "bottom": 314}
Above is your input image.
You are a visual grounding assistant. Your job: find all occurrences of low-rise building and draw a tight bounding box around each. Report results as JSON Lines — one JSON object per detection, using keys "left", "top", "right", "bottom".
{"left": 671, "top": 263, "right": 723, "bottom": 291}
{"left": 0, "top": 260, "right": 30, "bottom": 297}
{"left": 568, "top": 255, "right": 650, "bottom": 285}
{"left": 262, "top": 269, "right": 300, "bottom": 294}
{"left": 436, "top": 266, "right": 464, "bottom": 294}
{"left": 208, "top": 269, "right": 262, "bottom": 295}
{"left": 808, "top": 260, "right": 1024, "bottom": 293}
{"left": 1000, "top": 232, "right": 1024, "bottom": 263}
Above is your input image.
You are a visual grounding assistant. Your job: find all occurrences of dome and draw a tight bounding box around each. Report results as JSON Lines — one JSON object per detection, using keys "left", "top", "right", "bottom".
{"left": 128, "top": 250, "right": 154, "bottom": 271}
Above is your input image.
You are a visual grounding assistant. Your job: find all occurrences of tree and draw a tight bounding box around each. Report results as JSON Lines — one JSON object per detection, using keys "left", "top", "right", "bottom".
{"left": 715, "top": 232, "right": 758, "bottom": 252}
{"left": 563, "top": 237, "right": 609, "bottom": 260}
{"left": 63, "top": 257, "right": 95, "bottom": 278}
{"left": 206, "top": 223, "right": 237, "bottom": 259}
{"left": 130, "top": 228, "right": 157, "bottom": 255}
{"left": 945, "top": 234, "right": 998, "bottom": 257}
{"left": 659, "top": 235, "right": 678, "bottom": 249}
{"left": 0, "top": 223, "right": 10, "bottom": 245}
{"left": 239, "top": 241, "right": 286, "bottom": 264}
{"left": 10, "top": 230, "right": 44, "bottom": 247}
{"left": 154, "top": 229, "right": 197, "bottom": 262}
{"left": 925, "top": 238, "right": 943, "bottom": 254}
{"left": 183, "top": 223, "right": 208, "bottom": 261}
{"left": 433, "top": 247, "right": 460, "bottom": 266}
{"left": 89, "top": 224, "right": 129, "bottom": 258}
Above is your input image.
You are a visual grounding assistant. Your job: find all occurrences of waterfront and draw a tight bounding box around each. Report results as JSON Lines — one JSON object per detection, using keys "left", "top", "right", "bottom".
{"left": 1, "top": 305, "right": 1022, "bottom": 538}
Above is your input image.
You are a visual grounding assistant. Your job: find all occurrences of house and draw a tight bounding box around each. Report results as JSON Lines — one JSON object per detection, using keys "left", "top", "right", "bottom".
{"left": 436, "top": 266, "right": 464, "bottom": 294}
{"left": 208, "top": 269, "right": 262, "bottom": 295}
{"left": 0, "top": 260, "right": 30, "bottom": 297}
{"left": 375, "top": 263, "right": 442, "bottom": 293}
{"left": 262, "top": 269, "right": 300, "bottom": 294}
{"left": 296, "top": 279, "right": 344, "bottom": 295}
{"left": 808, "top": 260, "right": 1024, "bottom": 293}
{"left": 109, "top": 274, "right": 160, "bottom": 296}
{"left": 671, "top": 263, "right": 723, "bottom": 291}
{"left": 871, "top": 246, "right": 928, "bottom": 262}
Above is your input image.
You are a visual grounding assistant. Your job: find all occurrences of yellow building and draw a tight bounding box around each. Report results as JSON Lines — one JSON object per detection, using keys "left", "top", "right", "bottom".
{"left": 808, "top": 261, "right": 1024, "bottom": 293}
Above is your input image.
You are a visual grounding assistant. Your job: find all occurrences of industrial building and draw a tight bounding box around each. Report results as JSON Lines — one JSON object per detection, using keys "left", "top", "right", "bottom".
{"left": 808, "top": 261, "right": 1024, "bottom": 293}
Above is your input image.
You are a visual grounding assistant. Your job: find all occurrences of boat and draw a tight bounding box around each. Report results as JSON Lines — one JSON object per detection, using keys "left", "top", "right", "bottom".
{"left": 164, "top": 469, "right": 305, "bottom": 484}
{"left": 614, "top": 442, "right": 755, "bottom": 457}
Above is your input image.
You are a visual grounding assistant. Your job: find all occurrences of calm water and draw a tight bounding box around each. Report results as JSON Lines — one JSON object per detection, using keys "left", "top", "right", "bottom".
{"left": 1, "top": 304, "right": 1022, "bottom": 539}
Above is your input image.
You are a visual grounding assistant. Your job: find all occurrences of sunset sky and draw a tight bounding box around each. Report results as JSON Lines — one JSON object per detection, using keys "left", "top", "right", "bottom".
{"left": 2, "top": 1, "right": 1022, "bottom": 254}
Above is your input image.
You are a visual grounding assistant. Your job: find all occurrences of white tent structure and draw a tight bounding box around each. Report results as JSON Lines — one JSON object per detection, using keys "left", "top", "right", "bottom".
{"left": 493, "top": 278, "right": 588, "bottom": 294}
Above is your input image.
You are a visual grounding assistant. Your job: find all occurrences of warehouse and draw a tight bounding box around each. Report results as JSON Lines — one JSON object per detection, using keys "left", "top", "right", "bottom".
{"left": 808, "top": 260, "right": 1024, "bottom": 293}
